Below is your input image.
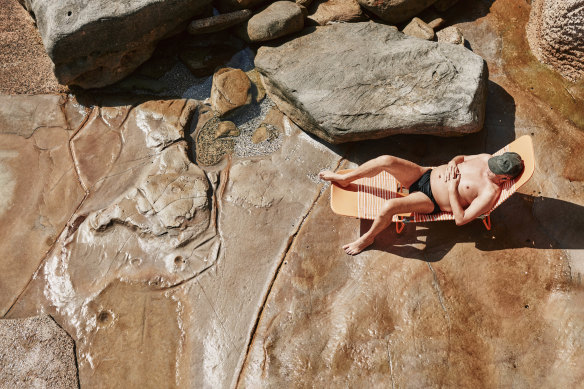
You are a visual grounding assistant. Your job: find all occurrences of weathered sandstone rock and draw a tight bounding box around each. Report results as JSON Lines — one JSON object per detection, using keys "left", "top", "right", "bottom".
{"left": 215, "top": 121, "right": 240, "bottom": 139}
{"left": 211, "top": 67, "right": 252, "bottom": 116}
{"left": 255, "top": 22, "right": 488, "bottom": 143}
{"left": 402, "top": 17, "right": 435, "bottom": 40}
{"left": 20, "top": 0, "right": 212, "bottom": 88}
{"left": 526, "top": 0, "right": 584, "bottom": 82}
{"left": 0, "top": 315, "right": 78, "bottom": 388}
{"left": 357, "top": 0, "right": 437, "bottom": 24}
{"left": 308, "top": 0, "right": 365, "bottom": 26}
{"left": 188, "top": 9, "right": 252, "bottom": 35}
{"left": 0, "top": 95, "right": 86, "bottom": 316}
{"left": 2, "top": 97, "right": 219, "bottom": 387}
{"left": 437, "top": 25, "right": 465, "bottom": 45}
{"left": 242, "top": 1, "right": 305, "bottom": 42}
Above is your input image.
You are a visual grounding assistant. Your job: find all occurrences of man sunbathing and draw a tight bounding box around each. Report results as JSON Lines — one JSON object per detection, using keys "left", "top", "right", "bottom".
{"left": 319, "top": 152, "right": 524, "bottom": 255}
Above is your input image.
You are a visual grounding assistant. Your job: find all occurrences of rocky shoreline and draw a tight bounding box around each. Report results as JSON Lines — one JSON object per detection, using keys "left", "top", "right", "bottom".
{"left": 1, "top": 0, "right": 584, "bottom": 388}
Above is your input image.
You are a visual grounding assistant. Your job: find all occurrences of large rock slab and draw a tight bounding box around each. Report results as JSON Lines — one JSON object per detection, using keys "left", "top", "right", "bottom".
{"left": 357, "top": 0, "right": 437, "bottom": 24}
{"left": 255, "top": 22, "right": 488, "bottom": 143}
{"left": 526, "top": 0, "right": 584, "bottom": 82}
{"left": 0, "top": 95, "right": 86, "bottom": 316}
{"left": 21, "top": 0, "right": 212, "bottom": 88}
{"left": 0, "top": 315, "right": 78, "bottom": 388}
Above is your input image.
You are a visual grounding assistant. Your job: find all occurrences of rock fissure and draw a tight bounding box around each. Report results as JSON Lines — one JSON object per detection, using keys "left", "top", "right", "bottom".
{"left": 235, "top": 156, "right": 343, "bottom": 387}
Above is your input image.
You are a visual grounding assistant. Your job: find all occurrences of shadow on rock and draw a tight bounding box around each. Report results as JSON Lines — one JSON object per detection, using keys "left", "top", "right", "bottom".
{"left": 363, "top": 193, "right": 584, "bottom": 262}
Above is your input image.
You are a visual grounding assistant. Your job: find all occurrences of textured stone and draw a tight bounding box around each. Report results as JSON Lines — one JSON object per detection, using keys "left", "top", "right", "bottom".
{"left": 437, "top": 25, "right": 465, "bottom": 45}
{"left": 242, "top": 1, "right": 305, "bottom": 42}
{"left": 308, "top": 0, "right": 365, "bottom": 25}
{"left": 252, "top": 125, "right": 270, "bottom": 143}
{"left": 526, "top": 0, "right": 584, "bottom": 82}
{"left": 255, "top": 22, "right": 488, "bottom": 143}
{"left": 211, "top": 67, "right": 252, "bottom": 116}
{"left": 402, "top": 17, "right": 435, "bottom": 40}
{"left": 0, "top": 0, "right": 65, "bottom": 94}
{"left": 0, "top": 315, "right": 78, "bottom": 388}
{"left": 188, "top": 9, "right": 252, "bottom": 35}
{"left": 0, "top": 95, "right": 86, "bottom": 316}
{"left": 21, "top": 0, "right": 212, "bottom": 88}
{"left": 215, "top": 121, "right": 240, "bottom": 139}
{"left": 357, "top": 0, "right": 437, "bottom": 24}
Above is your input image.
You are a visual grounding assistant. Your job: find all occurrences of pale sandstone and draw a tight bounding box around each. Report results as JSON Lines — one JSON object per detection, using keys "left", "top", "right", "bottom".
{"left": 0, "top": 95, "right": 86, "bottom": 316}
{"left": 307, "top": 0, "right": 365, "bottom": 26}
{"left": 402, "top": 17, "right": 435, "bottom": 40}
{"left": 437, "top": 25, "right": 465, "bottom": 45}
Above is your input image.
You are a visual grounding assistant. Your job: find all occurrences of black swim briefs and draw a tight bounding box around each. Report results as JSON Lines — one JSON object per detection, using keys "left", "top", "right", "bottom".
{"left": 408, "top": 169, "right": 440, "bottom": 214}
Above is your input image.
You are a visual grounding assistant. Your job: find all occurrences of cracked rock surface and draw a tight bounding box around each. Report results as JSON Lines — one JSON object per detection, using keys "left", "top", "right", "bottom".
{"left": 1, "top": 0, "right": 584, "bottom": 388}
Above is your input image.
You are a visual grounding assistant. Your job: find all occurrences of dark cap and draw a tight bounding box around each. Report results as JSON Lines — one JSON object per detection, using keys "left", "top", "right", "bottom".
{"left": 488, "top": 152, "right": 524, "bottom": 177}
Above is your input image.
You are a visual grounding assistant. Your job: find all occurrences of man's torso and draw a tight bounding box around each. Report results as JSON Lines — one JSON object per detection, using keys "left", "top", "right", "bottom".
{"left": 430, "top": 155, "right": 501, "bottom": 213}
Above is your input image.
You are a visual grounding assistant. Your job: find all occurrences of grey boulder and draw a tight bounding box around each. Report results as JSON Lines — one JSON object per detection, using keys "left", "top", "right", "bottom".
{"left": 255, "top": 22, "right": 488, "bottom": 143}
{"left": 242, "top": 1, "right": 305, "bottom": 42}
{"left": 21, "top": 0, "right": 212, "bottom": 88}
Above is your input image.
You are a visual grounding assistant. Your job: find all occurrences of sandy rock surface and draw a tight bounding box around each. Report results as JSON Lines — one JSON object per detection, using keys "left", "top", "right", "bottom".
{"left": 437, "top": 25, "right": 465, "bottom": 45}
{"left": 255, "top": 22, "right": 487, "bottom": 143}
{"left": 0, "top": 315, "right": 78, "bottom": 388}
{"left": 308, "top": 0, "right": 366, "bottom": 25}
{"left": 0, "top": 0, "right": 65, "bottom": 94}
{"left": 526, "top": 0, "right": 584, "bottom": 82}
{"left": 402, "top": 17, "right": 435, "bottom": 40}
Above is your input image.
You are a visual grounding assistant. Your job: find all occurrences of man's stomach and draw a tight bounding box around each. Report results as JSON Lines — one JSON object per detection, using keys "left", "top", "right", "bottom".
{"left": 430, "top": 166, "right": 452, "bottom": 212}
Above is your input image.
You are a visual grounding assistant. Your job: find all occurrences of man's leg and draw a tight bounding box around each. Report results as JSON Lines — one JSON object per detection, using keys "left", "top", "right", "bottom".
{"left": 343, "top": 192, "right": 434, "bottom": 255}
{"left": 319, "top": 155, "right": 429, "bottom": 188}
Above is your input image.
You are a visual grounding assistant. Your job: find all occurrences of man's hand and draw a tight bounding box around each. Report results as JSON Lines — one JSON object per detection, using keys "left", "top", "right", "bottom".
{"left": 448, "top": 172, "right": 461, "bottom": 192}
{"left": 445, "top": 160, "right": 460, "bottom": 182}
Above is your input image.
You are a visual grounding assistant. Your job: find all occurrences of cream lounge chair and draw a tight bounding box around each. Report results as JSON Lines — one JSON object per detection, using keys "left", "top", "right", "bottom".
{"left": 330, "top": 135, "right": 535, "bottom": 233}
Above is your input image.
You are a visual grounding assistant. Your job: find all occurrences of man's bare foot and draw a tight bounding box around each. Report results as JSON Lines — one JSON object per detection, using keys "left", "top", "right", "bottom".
{"left": 319, "top": 170, "right": 351, "bottom": 187}
{"left": 343, "top": 236, "right": 374, "bottom": 255}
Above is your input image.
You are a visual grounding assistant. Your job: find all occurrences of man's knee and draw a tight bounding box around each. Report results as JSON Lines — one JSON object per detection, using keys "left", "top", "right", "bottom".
{"left": 380, "top": 200, "right": 397, "bottom": 216}
{"left": 377, "top": 155, "right": 396, "bottom": 167}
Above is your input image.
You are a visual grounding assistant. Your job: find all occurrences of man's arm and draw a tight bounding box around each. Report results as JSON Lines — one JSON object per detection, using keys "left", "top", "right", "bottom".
{"left": 448, "top": 176, "right": 496, "bottom": 226}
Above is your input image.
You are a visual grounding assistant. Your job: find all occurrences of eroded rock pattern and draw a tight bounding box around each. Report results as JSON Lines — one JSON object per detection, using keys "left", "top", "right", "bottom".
{"left": 1, "top": 1, "right": 584, "bottom": 388}
{"left": 526, "top": 0, "right": 584, "bottom": 82}
{"left": 255, "top": 22, "right": 488, "bottom": 143}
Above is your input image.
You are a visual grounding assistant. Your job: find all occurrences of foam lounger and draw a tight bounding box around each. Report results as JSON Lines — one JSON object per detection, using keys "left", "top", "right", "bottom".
{"left": 330, "top": 135, "right": 535, "bottom": 233}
